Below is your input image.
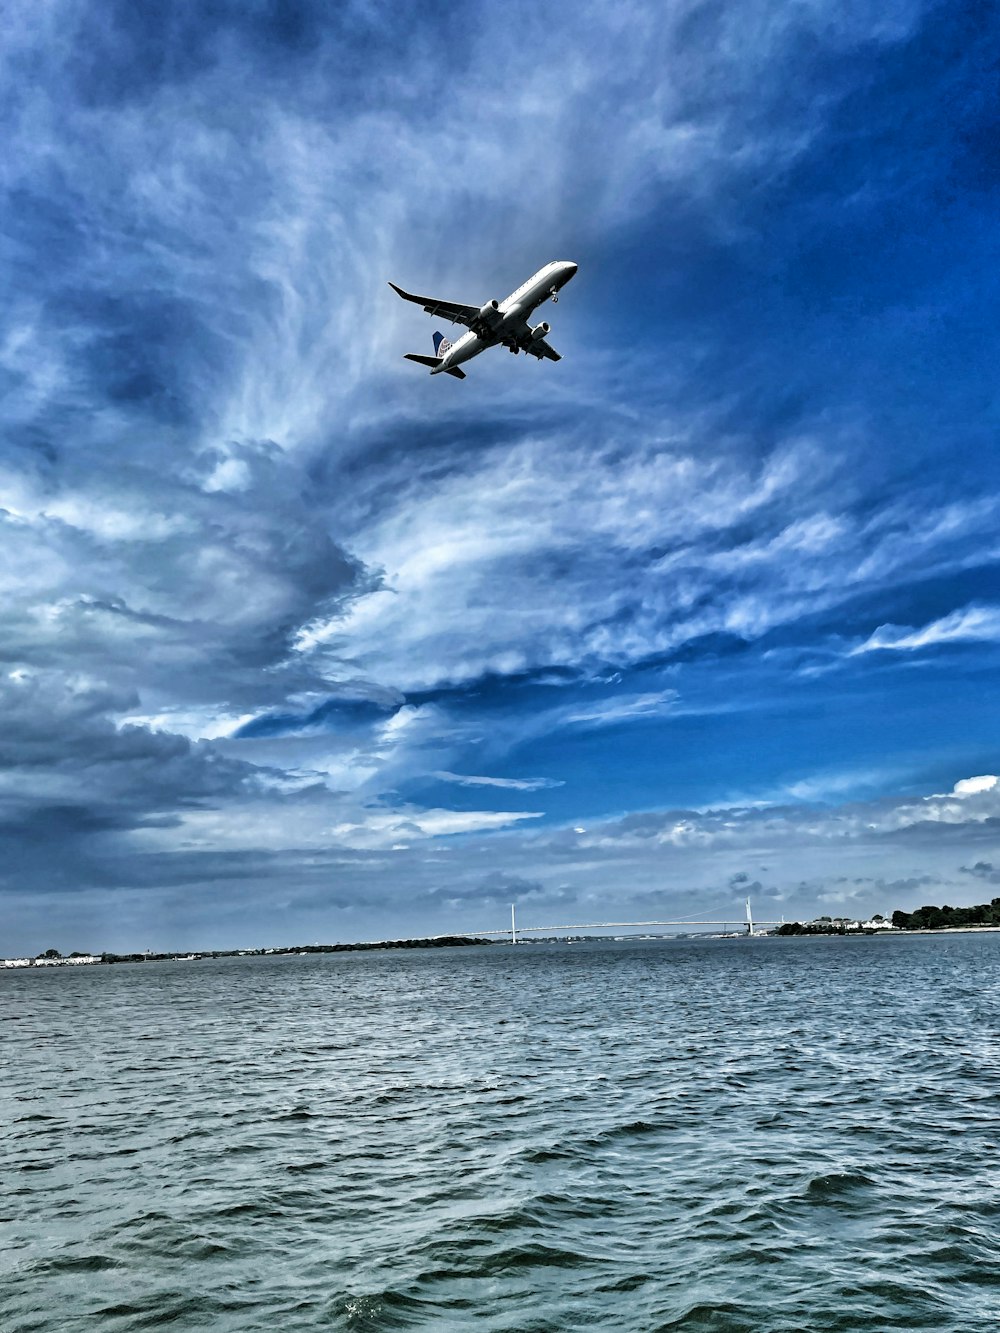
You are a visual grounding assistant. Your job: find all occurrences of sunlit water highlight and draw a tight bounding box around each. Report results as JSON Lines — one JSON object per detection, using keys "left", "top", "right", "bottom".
{"left": 5, "top": 935, "right": 1000, "bottom": 1331}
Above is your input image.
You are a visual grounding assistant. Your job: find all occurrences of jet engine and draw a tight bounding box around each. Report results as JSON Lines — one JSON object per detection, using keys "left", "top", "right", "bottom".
{"left": 530, "top": 321, "right": 550, "bottom": 340}
{"left": 473, "top": 300, "right": 501, "bottom": 338}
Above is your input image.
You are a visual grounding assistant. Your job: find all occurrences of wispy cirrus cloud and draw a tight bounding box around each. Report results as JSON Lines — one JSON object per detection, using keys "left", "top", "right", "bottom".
{"left": 560, "top": 691, "right": 681, "bottom": 728}
{"left": 327, "top": 806, "right": 544, "bottom": 850}
{"left": 432, "top": 772, "right": 564, "bottom": 791}
{"left": 854, "top": 604, "right": 1000, "bottom": 655}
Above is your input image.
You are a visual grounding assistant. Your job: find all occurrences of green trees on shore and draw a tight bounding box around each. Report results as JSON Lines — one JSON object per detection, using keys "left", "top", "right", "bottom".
{"left": 776, "top": 920, "right": 858, "bottom": 936}
{"left": 775, "top": 902, "right": 1000, "bottom": 933}
{"left": 891, "top": 898, "right": 1000, "bottom": 929}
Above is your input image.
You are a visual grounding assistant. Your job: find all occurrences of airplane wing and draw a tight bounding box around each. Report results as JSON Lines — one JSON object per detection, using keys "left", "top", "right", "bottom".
{"left": 524, "top": 336, "right": 561, "bottom": 362}
{"left": 505, "top": 320, "right": 561, "bottom": 361}
{"left": 388, "top": 282, "right": 479, "bottom": 330}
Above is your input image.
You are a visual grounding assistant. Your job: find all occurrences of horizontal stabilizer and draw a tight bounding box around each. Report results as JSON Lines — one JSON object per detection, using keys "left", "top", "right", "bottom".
{"left": 403, "top": 353, "right": 466, "bottom": 380}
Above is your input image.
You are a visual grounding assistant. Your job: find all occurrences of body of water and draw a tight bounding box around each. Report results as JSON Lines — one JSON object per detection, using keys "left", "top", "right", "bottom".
{"left": 5, "top": 934, "right": 1000, "bottom": 1330}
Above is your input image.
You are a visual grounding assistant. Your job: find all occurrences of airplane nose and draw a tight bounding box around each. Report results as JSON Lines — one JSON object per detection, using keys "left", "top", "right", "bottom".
{"left": 567, "top": 262, "right": 578, "bottom": 275}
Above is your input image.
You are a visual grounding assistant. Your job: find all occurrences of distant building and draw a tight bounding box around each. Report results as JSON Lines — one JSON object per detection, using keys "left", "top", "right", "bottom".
{"left": 2, "top": 954, "right": 102, "bottom": 968}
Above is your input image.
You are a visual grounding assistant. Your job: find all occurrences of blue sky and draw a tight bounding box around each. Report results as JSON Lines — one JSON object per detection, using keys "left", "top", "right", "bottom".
{"left": 3, "top": 0, "right": 1000, "bottom": 951}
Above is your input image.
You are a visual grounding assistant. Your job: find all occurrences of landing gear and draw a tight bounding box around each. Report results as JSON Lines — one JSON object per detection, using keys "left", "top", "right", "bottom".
{"left": 549, "top": 287, "right": 559, "bottom": 303}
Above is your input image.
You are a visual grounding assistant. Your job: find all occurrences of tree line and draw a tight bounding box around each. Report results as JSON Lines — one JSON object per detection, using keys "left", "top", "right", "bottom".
{"left": 891, "top": 898, "right": 1000, "bottom": 929}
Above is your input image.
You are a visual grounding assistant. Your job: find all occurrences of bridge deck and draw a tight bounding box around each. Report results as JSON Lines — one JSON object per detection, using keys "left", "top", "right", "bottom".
{"left": 463, "top": 919, "right": 781, "bottom": 936}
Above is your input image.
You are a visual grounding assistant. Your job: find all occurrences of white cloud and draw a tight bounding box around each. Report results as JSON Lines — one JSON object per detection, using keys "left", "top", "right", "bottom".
{"left": 561, "top": 690, "right": 680, "bottom": 728}
{"left": 555, "top": 772, "right": 1000, "bottom": 856}
{"left": 328, "top": 806, "right": 543, "bottom": 849}
{"left": 927, "top": 775, "right": 998, "bottom": 800}
{"left": 121, "top": 707, "right": 256, "bottom": 742}
{"left": 854, "top": 604, "right": 1000, "bottom": 655}
{"left": 295, "top": 423, "right": 1000, "bottom": 696}
{"left": 952, "top": 775, "right": 998, "bottom": 797}
{"left": 432, "top": 772, "right": 563, "bottom": 791}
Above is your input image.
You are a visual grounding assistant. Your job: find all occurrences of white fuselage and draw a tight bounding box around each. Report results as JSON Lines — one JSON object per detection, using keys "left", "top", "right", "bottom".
{"left": 431, "top": 260, "right": 578, "bottom": 373}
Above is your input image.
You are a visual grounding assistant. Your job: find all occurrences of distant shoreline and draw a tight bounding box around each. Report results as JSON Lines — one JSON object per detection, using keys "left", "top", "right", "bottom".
{"left": 8, "top": 925, "right": 1000, "bottom": 969}
{"left": 887, "top": 925, "right": 1000, "bottom": 935}
{"left": 775, "top": 925, "right": 1000, "bottom": 938}
{"left": 0, "top": 936, "right": 495, "bottom": 969}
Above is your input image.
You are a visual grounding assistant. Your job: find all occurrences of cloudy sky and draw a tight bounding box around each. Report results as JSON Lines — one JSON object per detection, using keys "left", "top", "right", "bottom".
{"left": 3, "top": 0, "right": 1000, "bottom": 952}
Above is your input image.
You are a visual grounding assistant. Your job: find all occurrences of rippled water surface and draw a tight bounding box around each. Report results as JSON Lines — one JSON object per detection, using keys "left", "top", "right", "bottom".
{"left": 6, "top": 935, "right": 1000, "bottom": 1330}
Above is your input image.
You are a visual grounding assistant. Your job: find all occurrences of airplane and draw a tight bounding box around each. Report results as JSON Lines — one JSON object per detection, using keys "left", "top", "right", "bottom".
{"left": 389, "top": 260, "right": 578, "bottom": 379}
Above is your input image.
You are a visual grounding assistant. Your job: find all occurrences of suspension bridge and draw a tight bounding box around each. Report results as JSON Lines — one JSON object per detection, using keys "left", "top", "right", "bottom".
{"left": 462, "top": 899, "right": 782, "bottom": 944}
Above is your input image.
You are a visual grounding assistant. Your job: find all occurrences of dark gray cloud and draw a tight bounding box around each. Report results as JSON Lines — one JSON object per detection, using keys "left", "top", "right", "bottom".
{"left": 0, "top": 670, "right": 272, "bottom": 897}
{"left": 1, "top": 441, "right": 373, "bottom": 713}
{"left": 960, "top": 861, "right": 1000, "bottom": 886}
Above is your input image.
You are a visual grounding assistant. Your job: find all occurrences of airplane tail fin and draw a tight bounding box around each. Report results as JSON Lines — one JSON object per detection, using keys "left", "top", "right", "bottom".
{"left": 431, "top": 332, "right": 465, "bottom": 376}
{"left": 402, "top": 332, "right": 466, "bottom": 379}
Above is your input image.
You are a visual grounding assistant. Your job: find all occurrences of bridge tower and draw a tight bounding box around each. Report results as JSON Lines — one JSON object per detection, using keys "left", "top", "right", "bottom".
{"left": 511, "top": 903, "right": 518, "bottom": 946}
{"left": 746, "top": 897, "right": 754, "bottom": 937}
